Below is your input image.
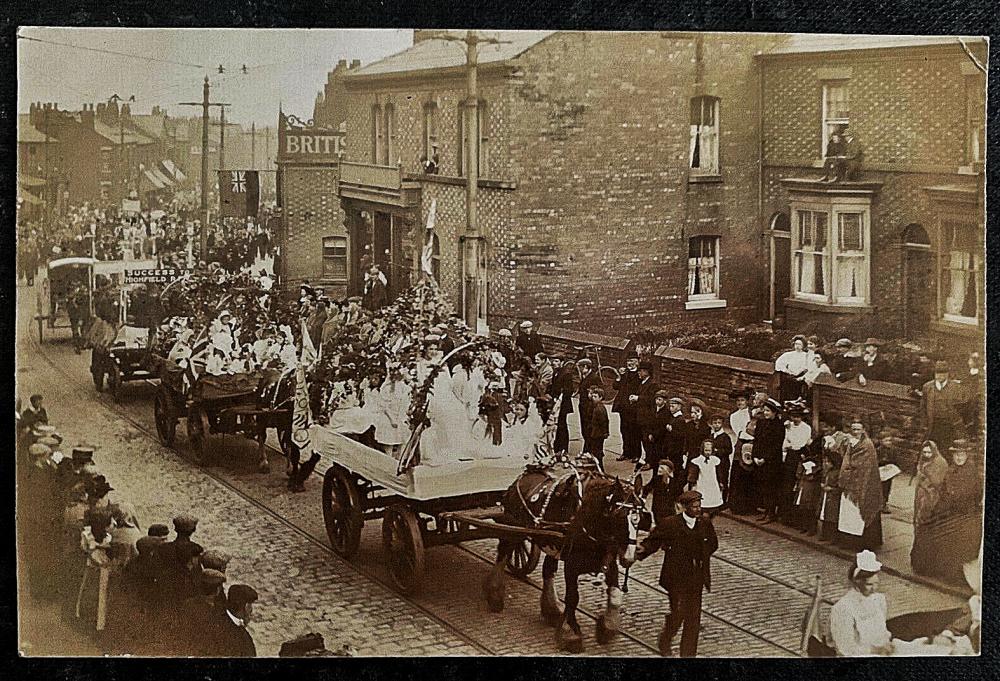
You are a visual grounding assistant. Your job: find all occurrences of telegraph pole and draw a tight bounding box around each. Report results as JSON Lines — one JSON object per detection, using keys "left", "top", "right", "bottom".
{"left": 180, "top": 77, "right": 228, "bottom": 256}
{"left": 427, "top": 31, "right": 509, "bottom": 330}
{"left": 250, "top": 122, "right": 256, "bottom": 169}
{"left": 212, "top": 104, "right": 230, "bottom": 171}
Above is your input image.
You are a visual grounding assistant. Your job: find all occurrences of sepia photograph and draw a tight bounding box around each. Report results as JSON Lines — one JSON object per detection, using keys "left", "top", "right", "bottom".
{"left": 14, "top": 26, "right": 986, "bottom": 658}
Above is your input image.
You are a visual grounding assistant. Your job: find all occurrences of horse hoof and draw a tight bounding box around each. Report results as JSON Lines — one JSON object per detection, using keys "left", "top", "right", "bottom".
{"left": 595, "top": 615, "right": 617, "bottom": 645}
{"left": 555, "top": 623, "right": 584, "bottom": 654}
{"left": 542, "top": 609, "right": 564, "bottom": 628}
{"left": 485, "top": 594, "right": 505, "bottom": 613}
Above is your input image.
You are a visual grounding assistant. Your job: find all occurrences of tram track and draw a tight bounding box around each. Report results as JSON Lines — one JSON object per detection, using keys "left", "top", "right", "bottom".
{"left": 25, "top": 327, "right": 919, "bottom": 658}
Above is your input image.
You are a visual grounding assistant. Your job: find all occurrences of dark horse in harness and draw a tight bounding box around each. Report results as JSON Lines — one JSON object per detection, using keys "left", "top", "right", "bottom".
{"left": 254, "top": 368, "right": 297, "bottom": 474}
{"left": 483, "top": 459, "right": 647, "bottom": 653}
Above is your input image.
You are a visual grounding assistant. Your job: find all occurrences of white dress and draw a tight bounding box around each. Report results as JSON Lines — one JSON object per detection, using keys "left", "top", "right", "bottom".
{"left": 373, "top": 379, "right": 410, "bottom": 446}
{"left": 327, "top": 382, "right": 375, "bottom": 435}
{"left": 421, "top": 372, "right": 476, "bottom": 465}
{"left": 690, "top": 455, "right": 725, "bottom": 509}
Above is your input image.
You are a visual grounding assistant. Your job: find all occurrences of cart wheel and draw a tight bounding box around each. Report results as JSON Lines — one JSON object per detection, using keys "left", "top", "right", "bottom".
{"left": 599, "top": 366, "right": 620, "bottom": 404}
{"left": 107, "top": 364, "right": 123, "bottom": 402}
{"left": 382, "top": 505, "right": 425, "bottom": 596}
{"left": 187, "top": 407, "right": 209, "bottom": 464}
{"left": 154, "top": 389, "right": 177, "bottom": 447}
{"left": 322, "top": 466, "right": 364, "bottom": 559}
{"left": 506, "top": 538, "right": 541, "bottom": 579}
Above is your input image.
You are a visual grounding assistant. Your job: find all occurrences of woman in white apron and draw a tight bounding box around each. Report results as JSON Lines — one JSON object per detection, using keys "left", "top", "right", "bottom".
{"left": 686, "top": 439, "right": 726, "bottom": 514}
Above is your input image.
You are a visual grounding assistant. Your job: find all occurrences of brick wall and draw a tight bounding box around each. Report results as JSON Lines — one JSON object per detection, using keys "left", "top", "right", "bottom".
{"left": 503, "top": 32, "right": 781, "bottom": 336}
{"left": 283, "top": 165, "right": 347, "bottom": 296}
{"left": 536, "top": 328, "right": 926, "bottom": 471}
{"left": 760, "top": 45, "right": 985, "bottom": 346}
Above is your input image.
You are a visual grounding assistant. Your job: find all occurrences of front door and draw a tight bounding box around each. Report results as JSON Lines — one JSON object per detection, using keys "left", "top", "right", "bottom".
{"left": 903, "top": 245, "right": 933, "bottom": 338}
{"left": 373, "top": 211, "right": 392, "bottom": 297}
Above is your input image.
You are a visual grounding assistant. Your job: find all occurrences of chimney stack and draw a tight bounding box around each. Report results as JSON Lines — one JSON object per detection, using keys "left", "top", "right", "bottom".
{"left": 350, "top": 59, "right": 361, "bottom": 69}
{"left": 81, "top": 103, "right": 95, "bottom": 128}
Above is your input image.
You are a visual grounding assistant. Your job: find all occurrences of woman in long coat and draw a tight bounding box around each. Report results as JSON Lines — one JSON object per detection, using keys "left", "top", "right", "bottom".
{"left": 909, "top": 440, "right": 950, "bottom": 576}
{"left": 836, "top": 419, "right": 883, "bottom": 550}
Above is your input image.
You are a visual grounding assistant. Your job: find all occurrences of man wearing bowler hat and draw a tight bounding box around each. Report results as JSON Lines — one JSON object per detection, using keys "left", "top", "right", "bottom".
{"left": 921, "top": 360, "right": 964, "bottom": 459}
{"left": 636, "top": 489, "right": 718, "bottom": 657}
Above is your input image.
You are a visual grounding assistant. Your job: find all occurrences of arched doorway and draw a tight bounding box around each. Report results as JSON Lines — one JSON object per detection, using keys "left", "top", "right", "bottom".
{"left": 902, "top": 223, "right": 932, "bottom": 339}
{"left": 769, "top": 212, "right": 791, "bottom": 322}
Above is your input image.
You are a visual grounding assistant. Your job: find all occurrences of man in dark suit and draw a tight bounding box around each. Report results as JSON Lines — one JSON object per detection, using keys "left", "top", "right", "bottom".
{"left": 515, "top": 320, "right": 544, "bottom": 360}
{"left": 552, "top": 358, "right": 577, "bottom": 453}
{"left": 202, "top": 584, "right": 259, "bottom": 657}
{"left": 662, "top": 397, "right": 688, "bottom": 474}
{"left": 639, "top": 390, "right": 673, "bottom": 471}
{"left": 636, "top": 490, "right": 719, "bottom": 657}
{"left": 830, "top": 338, "right": 861, "bottom": 382}
{"left": 921, "top": 360, "right": 964, "bottom": 460}
{"left": 613, "top": 355, "right": 642, "bottom": 461}
{"left": 857, "top": 338, "right": 891, "bottom": 384}
{"left": 576, "top": 359, "right": 604, "bottom": 453}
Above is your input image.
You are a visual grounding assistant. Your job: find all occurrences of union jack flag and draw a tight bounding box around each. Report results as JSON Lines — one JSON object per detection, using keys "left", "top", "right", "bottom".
{"left": 231, "top": 171, "right": 247, "bottom": 193}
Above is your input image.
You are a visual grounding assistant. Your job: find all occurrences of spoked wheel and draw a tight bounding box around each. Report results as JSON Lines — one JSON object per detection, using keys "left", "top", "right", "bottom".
{"left": 153, "top": 389, "right": 177, "bottom": 446}
{"left": 381, "top": 505, "right": 425, "bottom": 596}
{"left": 187, "top": 407, "right": 210, "bottom": 465}
{"left": 599, "top": 366, "right": 620, "bottom": 404}
{"left": 107, "top": 363, "right": 123, "bottom": 402}
{"left": 505, "top": 538, "right": 542, "bottom": 579}
{"left": 322, "top": 465, "right": 364, "bottom": 558}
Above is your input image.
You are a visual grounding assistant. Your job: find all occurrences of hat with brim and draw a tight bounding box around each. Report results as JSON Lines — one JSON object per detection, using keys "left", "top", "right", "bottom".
{"left": 654, "top": 390, "right": 670, "bottom": 400}
{"left": 934, "top": 360, "right": 950, "bottom": 373}
{"left": 863, "top": 338, "right": 883, "bottom": 347}
{"left": 576, "top": 358, "right": 592, "bottom": 367}
{"left": 173, "top": 514, "right": 199, "bottom": 534}
{"left": 72, "top": 447, "right": 95, "bottom": 464}
{"left": 835, "top": 338, "right": 853, "bottom": 348}
{"left": 497, "top": 328, "right": 512, "bottom": 337}
{"left": 764, "top": 398, "right": 783, "bottom": 413}
{"left": 519, "top": 321, "right": 533, "bottom": 329}
{"left": 200, "top": 568, "right": 227, "bottom": 588}
{"left": 668, "top": 396, "right": 684, "bottom": 405}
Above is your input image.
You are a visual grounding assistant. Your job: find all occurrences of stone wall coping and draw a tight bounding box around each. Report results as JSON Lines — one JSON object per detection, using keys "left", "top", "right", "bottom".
{"left": 537, "top": 324, "right": 630, "bottom": 351}
{"left": 653, "top": 345, "right": 774, "bottom": 375}
{"left": 812, "top": 372, "right": 916, "bottom": 401}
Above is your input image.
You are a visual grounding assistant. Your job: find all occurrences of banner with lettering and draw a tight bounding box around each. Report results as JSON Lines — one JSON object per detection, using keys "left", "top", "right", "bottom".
{"left": 218, "top": 170, "right": 260, "bottom": 218}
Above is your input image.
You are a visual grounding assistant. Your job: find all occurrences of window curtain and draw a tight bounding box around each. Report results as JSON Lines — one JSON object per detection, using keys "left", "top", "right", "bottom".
{"left": 835, "top": 256, "right": 865, "bottom": 300}
{"left": 698, "top": 256, "right": 716, "bottom": 294}
{"left": 689, "top": 125, "right": 701, "bottom": 168}
{"left": 945, "top": 251, "right": 976, "bottom": 317}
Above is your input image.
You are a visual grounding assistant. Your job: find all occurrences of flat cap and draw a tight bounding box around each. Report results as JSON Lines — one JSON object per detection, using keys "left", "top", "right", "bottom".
{"left": 227, "top": 584, "right": 259, "bottom": 608}
{"left": 497, "top": 328, "right": 512, "bottom": 337}
{"left": 173, "top": 514, "right": 199, "bottom": 534}
{"left": 148, "top": 523, "right": 170, "bottom": 538}
{"left": 835, "top": 338, "right": 853, "bottom": 348}
{"left": 678, "top": 490, "right": 703, "bottom": 504}
{"left": 201, "top": 549, "right": 230, "bottom": 572}
{"left": 200, "top": 568, "right": 227, "bottom": 588}
{"left": 654, "top": 390, "right": 670, "bottom": 400}
{"left": 934, "top": 360, "right": 950, "bottom": 372}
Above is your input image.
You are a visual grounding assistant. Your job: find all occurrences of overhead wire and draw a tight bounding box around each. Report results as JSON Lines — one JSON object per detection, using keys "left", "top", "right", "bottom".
{"left": 17, "top": 33, "right": 206, "bottom": 69}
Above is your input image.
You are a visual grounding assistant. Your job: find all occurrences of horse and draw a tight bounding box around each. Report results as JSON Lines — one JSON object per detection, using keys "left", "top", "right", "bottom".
{"left": 483, "top": 459, "right": 647, "bottom": 653}
{"left": 254, "top": 368, "right": 297, "bottom": 474}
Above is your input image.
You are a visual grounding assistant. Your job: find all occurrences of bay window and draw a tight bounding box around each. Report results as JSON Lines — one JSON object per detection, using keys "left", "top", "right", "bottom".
{"left": 791, "top": 203, "right": 870, "bottom": 305}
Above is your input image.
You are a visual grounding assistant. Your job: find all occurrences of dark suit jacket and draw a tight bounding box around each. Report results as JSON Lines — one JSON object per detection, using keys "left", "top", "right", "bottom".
{"left": 577, "top": 370, "right": 605, "bottom": 420}
{"left": 858, "top": 355, "right": 891, "bottom": 382}
{"left": 711, "top": 430, "right": 733, "bottom": 486}
{"left": 612, "top": 370, "right": 642, "bottom": 415}
{"left": 921, "top": 379, "right": 964, "bottom": 426}
{"left": 639, "top": 405, "right": 672, "bottom": 447}
{"left": 516, "top": 333, "right": 544, "bottom": 361}
{"left": 586, "top": 403, "right": 610, "bottom": 440}
{"left": 831, "top": 354, "right": 860, "bottom": 382}
{"left": 637, "top": 513, "right": 718, "bottom": 593}
{"left": 202, "top": 611, "right": 258, "bottom": 657}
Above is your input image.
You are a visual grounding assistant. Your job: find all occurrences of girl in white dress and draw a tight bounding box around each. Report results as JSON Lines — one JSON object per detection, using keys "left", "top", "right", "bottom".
{"left": 374, "top": 367, "right": 410, "bottom": 456}
{"left": 686, "top": 438, "right": 726, "bottom": 514}
{"left": 421, "top": 365, "right": 476, "bottom": 465}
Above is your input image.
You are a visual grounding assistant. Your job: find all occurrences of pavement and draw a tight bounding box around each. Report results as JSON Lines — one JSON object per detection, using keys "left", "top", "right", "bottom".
{"left": 15, "top": 277, "right": 964, "bottom": 657}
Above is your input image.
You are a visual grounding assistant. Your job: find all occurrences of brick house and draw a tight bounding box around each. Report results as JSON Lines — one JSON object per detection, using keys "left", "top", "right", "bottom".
{"left": 759, "top": 35, "right": 987, "bottom": 355}
{"left": 335, "top": 31, "right": 784, "bottom": 333}
{"left": 17, "top": 113, "right": 59, "bottom": 218}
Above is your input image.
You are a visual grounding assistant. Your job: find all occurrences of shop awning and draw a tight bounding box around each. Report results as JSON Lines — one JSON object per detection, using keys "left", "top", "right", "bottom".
{"left": 161, "top": 159, "right": 186, "bottom": 182}
{"left": 143, "top": 168, "right": 166, "bottom": 190}
{"left": 19, "top": 175, "right": 47, "bottom": 187}
{"left": 150, "top": 167, "right": 174, "bottom": 187}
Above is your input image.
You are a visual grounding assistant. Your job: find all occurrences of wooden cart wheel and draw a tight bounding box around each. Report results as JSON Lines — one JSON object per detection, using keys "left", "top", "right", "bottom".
{"left": 599, "top": 366, "right": 620, "bottom": 404}
{"left": 187, "top": 407, "right": 209, "bottom": 464}
{"left": 107, "top": 363, "right": 123, "bottom": 402}
{"left": 506, "top": 538, "right": 542, "bottom": 579}
{"left": 322, "top": 466, "right": 364, "bottom": 559}
{"left": 381, "top": 505, "right": 425, "bottom": 596}
{"left": 153, "top": 389, "right": 177, "bottom": 447}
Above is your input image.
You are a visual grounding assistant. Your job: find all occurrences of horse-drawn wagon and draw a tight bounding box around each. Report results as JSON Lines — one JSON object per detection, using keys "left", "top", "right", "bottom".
{"left": 315, "top": 424, "right": 648, "bottom": 653}
{"left": 152, "top": 358, "right": 295, "bottom": 472}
